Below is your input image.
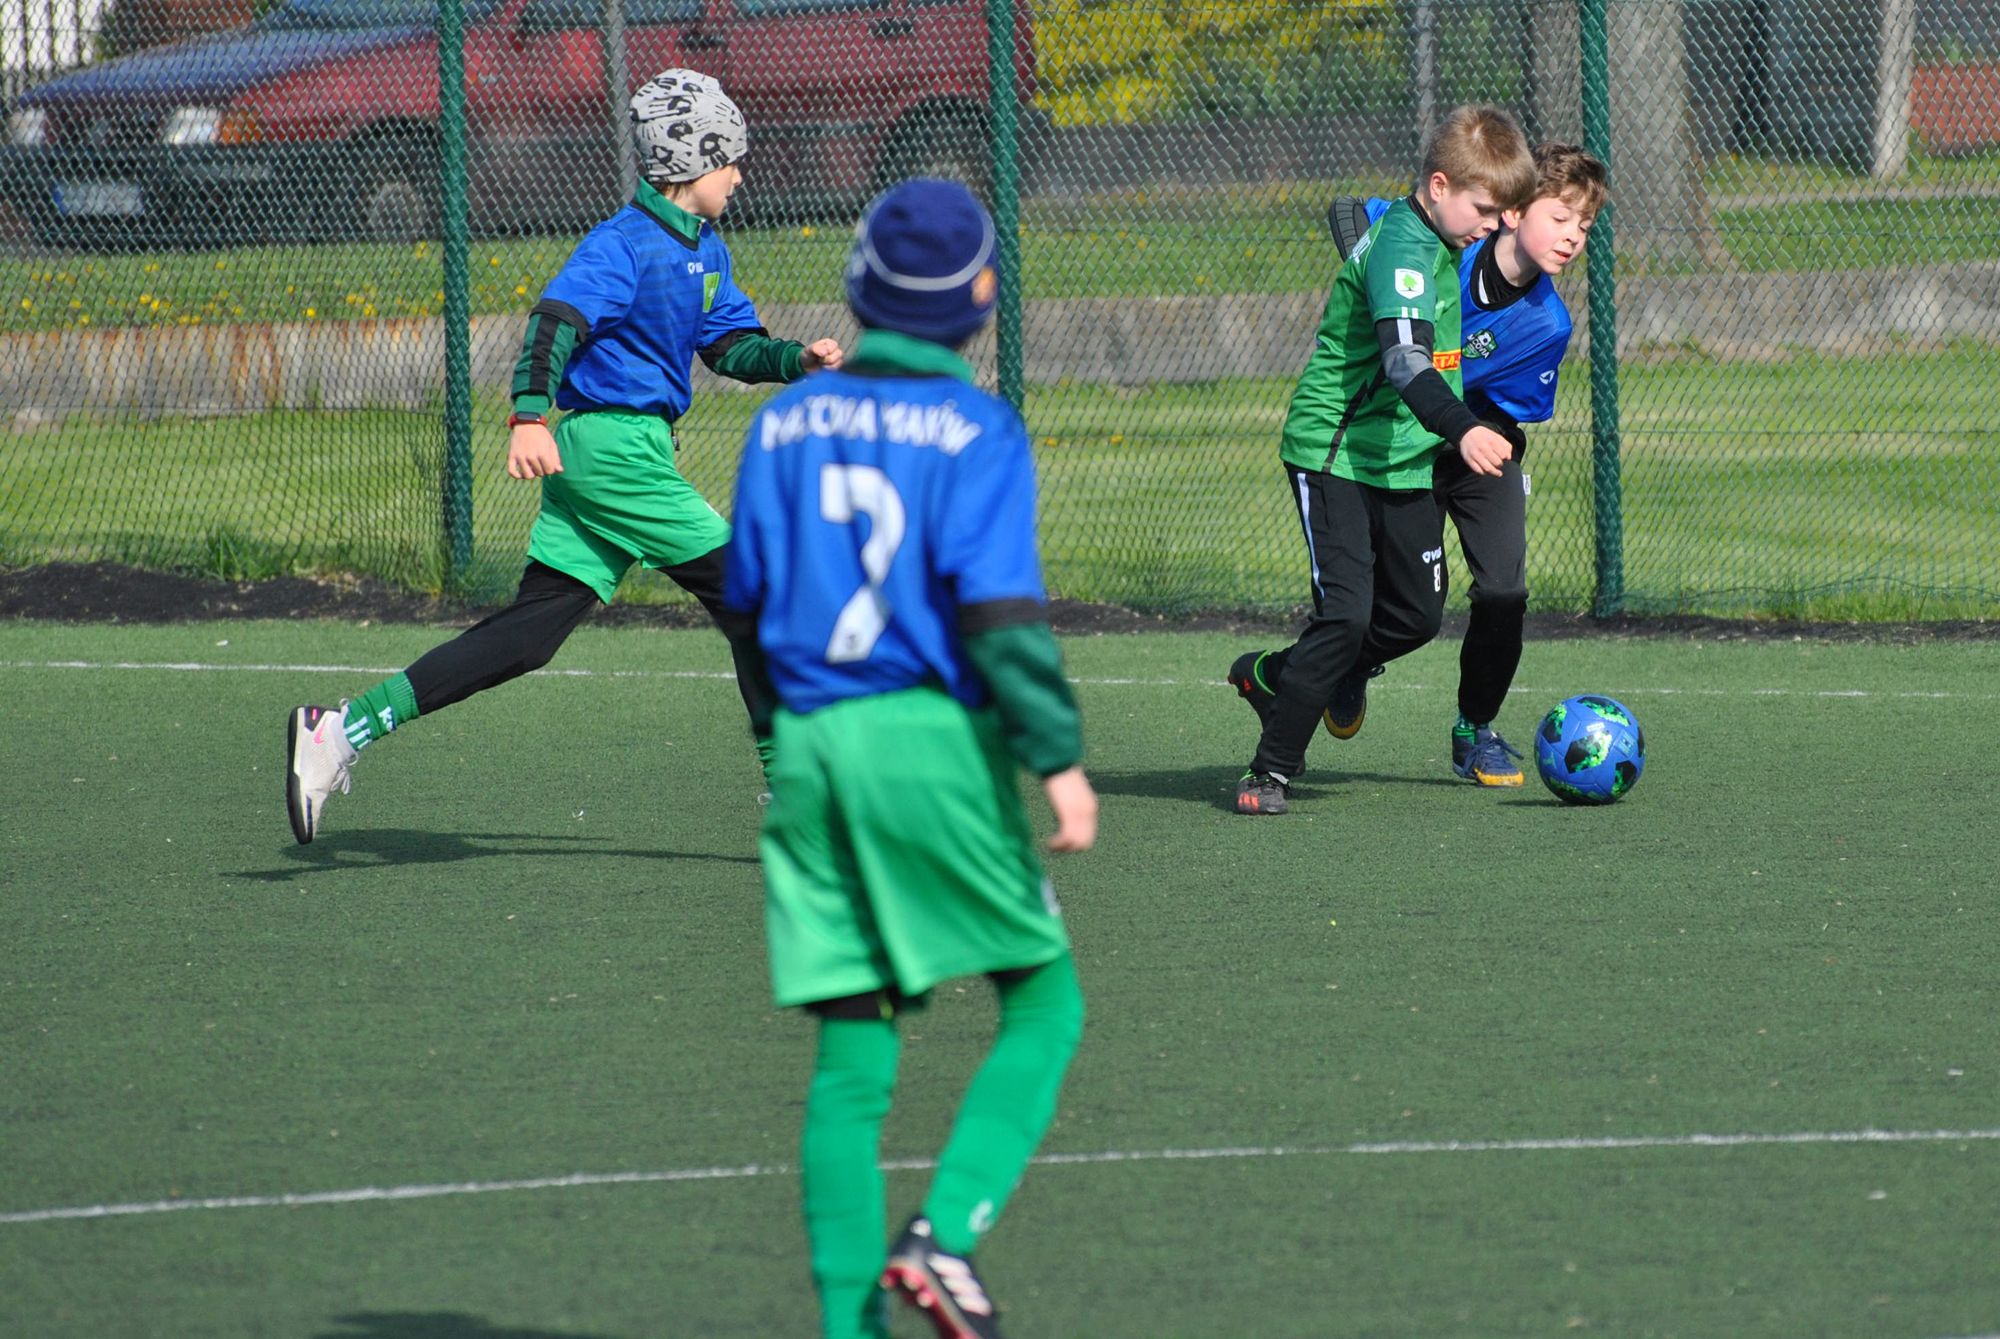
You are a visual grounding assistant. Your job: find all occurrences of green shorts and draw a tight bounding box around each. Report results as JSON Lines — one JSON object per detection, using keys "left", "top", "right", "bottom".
{"left": 527, "top": 409, "right": 733, "bottom": 602}
{"left": 760, "top": 686, "right": 1071, "bottom": 1009}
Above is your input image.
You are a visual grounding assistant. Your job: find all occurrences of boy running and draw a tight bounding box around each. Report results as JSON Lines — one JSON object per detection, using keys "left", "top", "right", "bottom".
{"left": 285, "top": 69, "right": 842, "bottom": 844}
{"left": 1230, "top": 105, "right": 1536, "bottom": 815}
{"left": 1244, "top": 143, "right": 1607, "bottom": 785}
{"left": 724, "top": 178, "right": 1096, "bottom": 1339}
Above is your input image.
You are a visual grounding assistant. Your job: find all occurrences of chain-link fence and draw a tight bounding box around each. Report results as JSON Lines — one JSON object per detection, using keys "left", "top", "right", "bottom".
{"left": 3, "top": 0, "right": 1996, "bottom": 616}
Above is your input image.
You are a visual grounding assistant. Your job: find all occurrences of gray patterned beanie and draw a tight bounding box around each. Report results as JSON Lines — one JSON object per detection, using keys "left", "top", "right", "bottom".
{"left": 630, "top": 69, "right": 747, "bottom": 185}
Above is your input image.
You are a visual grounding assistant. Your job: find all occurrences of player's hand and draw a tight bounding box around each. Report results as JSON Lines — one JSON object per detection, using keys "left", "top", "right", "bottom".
{"left": 1041, "top": 766, "right": 1098, "bottom": 853}
{"left": 507, "top": 422, "right": 563, "bottom": 479}
{"left": 1457, "top": 424, "right": 1512, "bottom": 478}
{"left": 801, "top": 338, "right": 844, "bottom": 372}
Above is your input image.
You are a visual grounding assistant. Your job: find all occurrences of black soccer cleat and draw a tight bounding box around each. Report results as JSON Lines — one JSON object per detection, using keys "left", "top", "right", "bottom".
{"left": 1227, "top": 650, "right": 1277, "bottom": 728}
{"left": 881, "top": 1216, "right": 1004, "bottom": 1339}
{"left": 1321, "top": 663, "right": 1384, "bottom": 741}
{"left": 1234, "top": 769, "right": 1290, "bottom": 815}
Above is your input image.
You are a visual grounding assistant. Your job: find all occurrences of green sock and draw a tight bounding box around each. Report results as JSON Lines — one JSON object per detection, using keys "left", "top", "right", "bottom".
{"left": 1454, "top": 713, "right": 1480, "bottom": 740}
{"left": 802, "top": 1017, "right": 900, "bottom": 1339}
{"left": 922, "top": 954, "right": 1085, "bottom": 1255}
{"left": 345, "top": 673, "right": 419, "bottom": 751}
{"left": 756, "top": 732, "right": 777, "bottom": 773}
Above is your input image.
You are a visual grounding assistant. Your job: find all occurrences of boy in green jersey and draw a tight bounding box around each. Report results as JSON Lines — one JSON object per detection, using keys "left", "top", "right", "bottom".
{"left": 1231, "top": 105, "right": 1535, "bottom": 815}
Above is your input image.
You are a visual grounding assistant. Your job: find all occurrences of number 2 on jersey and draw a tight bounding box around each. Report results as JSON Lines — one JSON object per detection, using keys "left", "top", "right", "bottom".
{"left": 819, "top": 463, "right": 907, "bottom": 663}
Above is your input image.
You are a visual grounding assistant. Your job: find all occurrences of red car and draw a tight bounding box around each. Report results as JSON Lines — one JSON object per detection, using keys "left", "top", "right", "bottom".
{"left": 2, "top": 0, "right": 1038, "bottom": 247}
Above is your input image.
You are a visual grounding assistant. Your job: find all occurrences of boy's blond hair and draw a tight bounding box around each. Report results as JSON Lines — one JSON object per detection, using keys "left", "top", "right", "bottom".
{"left": 1420, "top": 105, "right": 1536, "bottom": 213}
{"left": 1531, "top": 141, "right": 1609, "bottom": 217}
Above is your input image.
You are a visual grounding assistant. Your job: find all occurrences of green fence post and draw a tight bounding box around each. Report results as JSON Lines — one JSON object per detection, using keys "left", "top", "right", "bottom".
{"left": 1580, "top": 0, "right": 1623, "bottom": 617}
{"left": 987, "top": 0, "right": 1024, "bottom": 411}
{"left": 438, "top": 0, "right": 474, "bottom": 592}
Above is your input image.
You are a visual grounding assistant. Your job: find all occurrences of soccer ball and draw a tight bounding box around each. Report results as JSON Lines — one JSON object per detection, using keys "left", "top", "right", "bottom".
{"left": 1534, "top": 694, "right": 1645, "bottom": 805}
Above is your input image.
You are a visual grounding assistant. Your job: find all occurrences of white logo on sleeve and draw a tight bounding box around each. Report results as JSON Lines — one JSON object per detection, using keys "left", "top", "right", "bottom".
{"left": 1394, "top": 268, "right": 1425, "bottom": 299}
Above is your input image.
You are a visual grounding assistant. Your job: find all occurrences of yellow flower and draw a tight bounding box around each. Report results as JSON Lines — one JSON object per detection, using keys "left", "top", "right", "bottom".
{"left": 306, "top": 307, "right": 317, "bottom": 318}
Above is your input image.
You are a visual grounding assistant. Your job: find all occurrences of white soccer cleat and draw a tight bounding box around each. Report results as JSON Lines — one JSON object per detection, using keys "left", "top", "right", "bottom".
{"left": 287, "top": 704, "right": 358, "bottom": 845}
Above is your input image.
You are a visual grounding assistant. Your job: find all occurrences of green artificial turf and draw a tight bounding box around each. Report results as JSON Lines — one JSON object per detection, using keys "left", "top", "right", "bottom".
{"left": 2, "top": 620, "right": 1996, "bottom": 1337}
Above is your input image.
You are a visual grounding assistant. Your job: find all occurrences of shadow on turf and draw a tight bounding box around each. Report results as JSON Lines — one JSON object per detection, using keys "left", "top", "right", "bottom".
{"left": 228, "top": 829, "right": 759, "bottom": 883}
{"left": 1091, "top": 767, "right": 1459, "bottom": 812}
{"left": 316, "top": 1313, "right": 619, "bottom": 1339}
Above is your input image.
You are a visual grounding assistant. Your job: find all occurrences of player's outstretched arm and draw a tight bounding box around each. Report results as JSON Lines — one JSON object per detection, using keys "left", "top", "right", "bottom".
{"left": 1042, "top": 766, "right": 1097, "bottom": 853}
{"left": 800, "top": 338, "right": 844, "bottom": 372}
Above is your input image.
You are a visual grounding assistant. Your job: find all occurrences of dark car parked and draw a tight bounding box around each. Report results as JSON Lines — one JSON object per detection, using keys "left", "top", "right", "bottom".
{"left": 2, "top": 0, "right": 1038, "bottom": 248}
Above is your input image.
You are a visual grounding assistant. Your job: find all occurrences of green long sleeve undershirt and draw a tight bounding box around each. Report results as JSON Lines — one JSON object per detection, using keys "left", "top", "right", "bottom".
{"left": 962, "top": 619, "right": 1083, "bottom": 778}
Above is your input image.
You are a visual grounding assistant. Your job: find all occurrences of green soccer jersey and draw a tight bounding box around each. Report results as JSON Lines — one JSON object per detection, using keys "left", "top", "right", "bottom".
{"left": 1278, "top": 196, "right": 1465, "bottom": 490}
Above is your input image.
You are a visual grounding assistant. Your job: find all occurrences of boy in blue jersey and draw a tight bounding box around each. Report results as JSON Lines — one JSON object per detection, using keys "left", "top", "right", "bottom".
{"left": 1235, "top": 142, "right": 1605, "bottom": 787}
{"left": 284, "top": 69, "right": 842, "bottom": 844}
{"left": 725, "top": 179, "right": 1096, "bottom": 1339}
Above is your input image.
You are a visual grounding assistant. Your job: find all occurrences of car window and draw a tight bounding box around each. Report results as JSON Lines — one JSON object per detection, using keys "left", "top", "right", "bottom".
{"left": 734, "top": 0, "right": 886, "bottom": 17}
{"left": 264, "top": 0, "right": 506, "bottom": 29}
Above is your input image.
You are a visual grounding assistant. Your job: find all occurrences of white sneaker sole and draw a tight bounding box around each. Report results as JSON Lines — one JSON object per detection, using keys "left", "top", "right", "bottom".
{"left": 286, "top": 706, "right": 322, "bottom": 845}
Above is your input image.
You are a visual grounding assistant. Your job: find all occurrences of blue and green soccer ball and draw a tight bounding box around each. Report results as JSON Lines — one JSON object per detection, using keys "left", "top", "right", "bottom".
{"left": 1534, "top": 695, "right": 1645, "bottom": 805}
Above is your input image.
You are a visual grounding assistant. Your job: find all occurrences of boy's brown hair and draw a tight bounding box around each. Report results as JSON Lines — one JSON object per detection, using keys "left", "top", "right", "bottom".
{"left": 1420, "top": 105, "right": 1536, "bottom": 213}
{"left": 1531, "top": 141, "right": 1609, "bottom": 217}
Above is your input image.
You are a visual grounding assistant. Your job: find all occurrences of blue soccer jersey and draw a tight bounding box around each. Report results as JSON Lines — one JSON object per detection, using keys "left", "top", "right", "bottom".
{"left": 540, "top": 193, "right": 766, "bottom": 419}
{"left": 1361, "top": 197, "right": 1573, "bottom": 424}
{"left": 725, "top": 343, "right": 1046, "bottom": 715}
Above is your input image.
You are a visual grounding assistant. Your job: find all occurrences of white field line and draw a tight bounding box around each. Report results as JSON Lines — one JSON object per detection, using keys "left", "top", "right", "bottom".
{"left": 3, "top": 659, "right": 1996, "bottom": 702}
{"left": 4, "top": 1126, "right": 1996, "bottom": 1227}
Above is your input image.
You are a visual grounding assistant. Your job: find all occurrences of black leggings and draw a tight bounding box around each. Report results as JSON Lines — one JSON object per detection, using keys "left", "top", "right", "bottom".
{"left": 1433, "top": 449, "right": 1529, "bottom": 726}
{"left": 404, "top": 553, "right": 769, "bottom": 729}
{"left": 1251, "top": 469, "right": 1446, "bottom": 779}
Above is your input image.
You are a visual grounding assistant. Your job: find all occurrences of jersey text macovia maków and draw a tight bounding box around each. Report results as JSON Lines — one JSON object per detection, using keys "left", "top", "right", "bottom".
{"left": 1280, "top": 196, "right": 1462, "bottom": 490}
{"left": 726, "top": 371, "right": 1046, "bottom": 715}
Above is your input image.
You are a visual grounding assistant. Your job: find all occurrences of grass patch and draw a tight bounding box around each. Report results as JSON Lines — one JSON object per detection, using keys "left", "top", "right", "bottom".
{"left": 6, "top": 157, "right": 1997, "bottom": 334}
{"left": 1, "top": 623, "right": 1996, "bottom": 1336}
{"left": 2, "top": 345, "right": 1995, "bottom": 618}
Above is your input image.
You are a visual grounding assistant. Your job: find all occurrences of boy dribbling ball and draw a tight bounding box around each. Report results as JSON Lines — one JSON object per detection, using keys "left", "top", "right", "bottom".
{"left": 1229, "top": 105, "right": 1536, "bottom": 816}
{"left": 1250, "top": 142, "right": 1608, "bottom": 786}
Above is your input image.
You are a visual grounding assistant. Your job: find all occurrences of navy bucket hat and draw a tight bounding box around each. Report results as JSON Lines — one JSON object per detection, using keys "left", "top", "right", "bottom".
{"left": 845, "top": 178, "right": 998, "bottom": 346}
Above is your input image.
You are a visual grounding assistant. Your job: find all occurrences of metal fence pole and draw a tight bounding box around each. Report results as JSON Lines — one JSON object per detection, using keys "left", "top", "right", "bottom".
{"left": 1581, "top": 0, "right": 1623, "bottom": 617}
{"left": 438, "top": 0, "right": 474, "bottom": 590}
{"left": 987, "top": 0, "right": 1024, "bottom": 411}
{"left": 604, "top": 0, "right": 637, "bottom": 202}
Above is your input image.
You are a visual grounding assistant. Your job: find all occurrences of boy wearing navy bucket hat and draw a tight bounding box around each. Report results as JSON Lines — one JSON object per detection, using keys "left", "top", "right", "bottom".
{"left": 726, "top": 178, "right": 1097, "bottom": 1339}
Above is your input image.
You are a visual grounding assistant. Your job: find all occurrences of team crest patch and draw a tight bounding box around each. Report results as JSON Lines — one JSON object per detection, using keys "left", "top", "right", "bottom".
{"left": 1394, "top": 268, "right": 1425, "bottom": 299}
{"left": 1466, "top": 329, "right": 1497, "bottom": 359}
{"left": 702, "top": 272, "right": 721, "bottom": 312}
